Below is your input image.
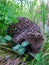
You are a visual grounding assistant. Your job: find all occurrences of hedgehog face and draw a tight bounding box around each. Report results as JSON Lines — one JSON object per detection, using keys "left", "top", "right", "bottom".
{"left": 26, "top": 33, "right": 44, "bottom": 54}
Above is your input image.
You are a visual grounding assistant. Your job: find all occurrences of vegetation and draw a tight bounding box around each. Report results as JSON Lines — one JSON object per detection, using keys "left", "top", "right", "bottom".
{"left": 0, "top": 0, "right": 49, "bottom": 65}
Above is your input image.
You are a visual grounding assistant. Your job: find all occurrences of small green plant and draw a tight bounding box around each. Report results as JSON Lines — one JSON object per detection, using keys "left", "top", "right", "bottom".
{"left": 34, "top": 53, "right": 42, "bottom": 65}
{"left": 12, "top": 41, "right": 29, "bottom": 55}
{"left": 0, "top": 35, "right": 12, "bottom": 44}
{"left": 5, "top": 35, "right": 12, "bottom": 41}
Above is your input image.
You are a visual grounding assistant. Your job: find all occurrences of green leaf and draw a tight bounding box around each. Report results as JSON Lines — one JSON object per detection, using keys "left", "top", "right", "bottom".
{"left": 0, "top": 36, "right": 6, "bottom": 43}
{"left": 0, "top": 36, "right": 2, "bottom": 39}
{"left": 12, "top": 44, "right": 26, "bottom": 55}
{"left": 17, "top": 48, "right": 25, "bottom": 55}
{"left": 0, "top": 38, "right": 6, "bottom": 43}
{"left": 35, "top": 53, "right": 41, "bottom": 61}
{"left": 34, "top": 53, "right": 42, "bottom": 65}
{"left": 5, "top": 35, "right": 12, "bottom": 41}
{"left": 21, "top": 41, "right": 29, "bottom": 47}
{"left": 12, "top": 44, "right": 21, "bottom": 51}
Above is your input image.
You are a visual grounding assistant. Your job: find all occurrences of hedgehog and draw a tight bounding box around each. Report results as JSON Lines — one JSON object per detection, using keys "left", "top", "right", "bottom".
{"left": 7, "top": 17, "right": 44, "bottom": 54}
